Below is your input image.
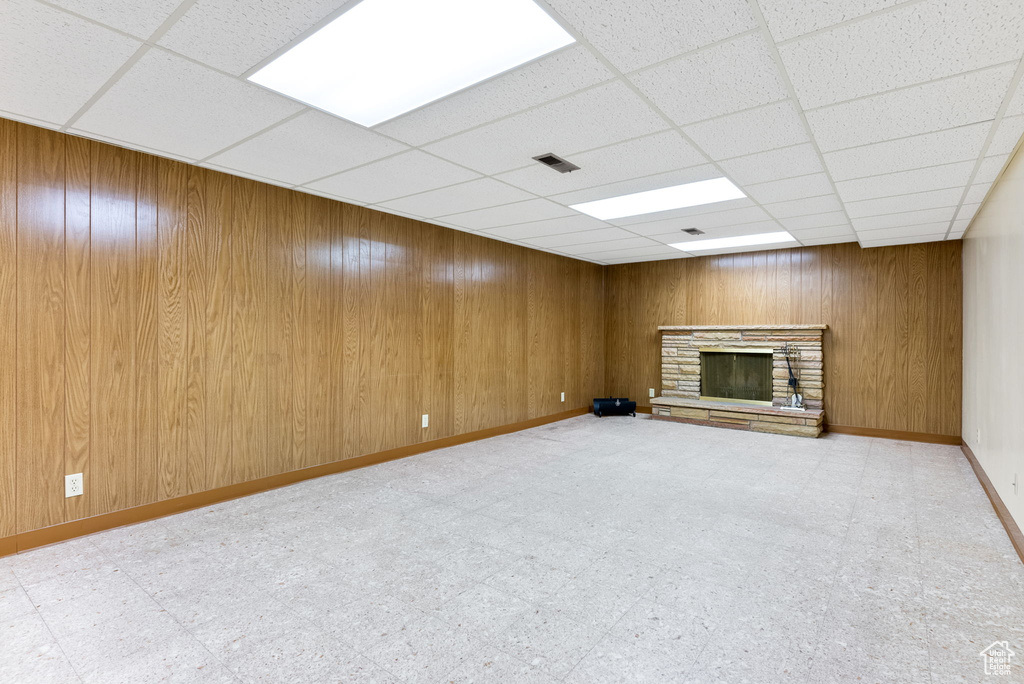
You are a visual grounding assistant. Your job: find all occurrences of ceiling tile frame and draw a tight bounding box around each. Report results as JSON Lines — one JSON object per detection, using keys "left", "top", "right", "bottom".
{"left": 7, "top": 0, "right": 1024, "bottom": 261}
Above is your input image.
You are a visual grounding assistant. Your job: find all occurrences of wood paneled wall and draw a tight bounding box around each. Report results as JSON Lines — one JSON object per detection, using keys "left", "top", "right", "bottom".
{"left": 0, "top": 120, "right": 604, "bottom": 537}
{"left": 605, "top": 242, "right": 962, "bottom": 437}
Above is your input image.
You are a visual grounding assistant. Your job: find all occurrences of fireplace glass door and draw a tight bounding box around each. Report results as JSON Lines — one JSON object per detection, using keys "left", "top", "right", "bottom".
{"left": 700, "top": 350, "right": 772, "bottom": 404}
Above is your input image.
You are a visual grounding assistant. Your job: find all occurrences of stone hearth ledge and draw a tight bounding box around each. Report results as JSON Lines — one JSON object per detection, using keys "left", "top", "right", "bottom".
{"left": 651, "top": 396, "right": 824, "bottom": 438}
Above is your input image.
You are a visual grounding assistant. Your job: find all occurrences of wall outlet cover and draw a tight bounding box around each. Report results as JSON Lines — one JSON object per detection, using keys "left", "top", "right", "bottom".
{"left": 649, "top": 388, "right": 655, "bottom": 397}
{"left": 421, "top": 414, "right": 429, "bottom": 428}
{"left": 65, "top": 473, "right": 83, "bottom": 498}
{"left": 560, "top": 392, "right": 565, "bottom": 402}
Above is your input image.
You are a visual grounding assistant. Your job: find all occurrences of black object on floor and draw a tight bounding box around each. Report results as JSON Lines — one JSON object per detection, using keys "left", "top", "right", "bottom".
{"left": 593, "top": 397, "right": 637, "bottom": 417}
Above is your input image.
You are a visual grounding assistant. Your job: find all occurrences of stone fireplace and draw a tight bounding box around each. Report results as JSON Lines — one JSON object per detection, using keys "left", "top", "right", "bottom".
{"left": 651, "top": 324, "right": 827, "bottom": 437}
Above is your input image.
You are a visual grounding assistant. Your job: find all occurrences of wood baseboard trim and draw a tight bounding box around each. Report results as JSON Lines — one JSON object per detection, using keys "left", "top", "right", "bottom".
{"left": 0, "top": 407, "right": 589, "bottom": 558}
{"left": 825, "top": 424, "right": 960, "bottom": 445}
{"left": 960, "top": 441, "right": 1024, "bottom": 566}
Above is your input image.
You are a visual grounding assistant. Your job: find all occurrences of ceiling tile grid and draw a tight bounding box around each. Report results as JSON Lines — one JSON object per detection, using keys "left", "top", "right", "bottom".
{"left": 0, "top": 0, "right": 1022, "bottom": 263}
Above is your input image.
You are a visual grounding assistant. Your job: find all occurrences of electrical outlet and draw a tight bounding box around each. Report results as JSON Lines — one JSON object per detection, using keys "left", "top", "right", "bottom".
{"left": 649, "top": 388, "right": 655, "bottom": 398}
{"left": 65, "top": 473, "right": 83, "bottom": 498}
{"left": 560, "top": 392, "right": 565, "bottom": 402}
{"left": 421, "top": 414, "right": 429, "bottom": 428}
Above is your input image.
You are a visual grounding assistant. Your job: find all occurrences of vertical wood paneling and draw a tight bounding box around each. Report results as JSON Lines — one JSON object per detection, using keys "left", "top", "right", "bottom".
{"left": 0, "top": 120, "right": 17, "bottom": 537}
{"left": 604, "top": 241, "right": 962, "bottom": 436}
{"left": 204, "top": 171, "right": 233, "bottom": 489}
{"left": 16, "top": 125, "right": 66, "bottom": 533}
{"left": 231, "top": 178, "right": 267, "bottom": 482}
{"left": 157, "top": 159, "right": 188, "bottom": 501}
{"left": 90, "top": 144, "right": 137, "bottom": 515}
{"left": 64, "top": 136, "right": 91, "bottom": 521}
{"left": 136, "top": 154, "right": 159, "bottom": 505}
{"left": 0, "top": 120, "right": 608, "bottom": 537}
{"left": 185, "top": 167, "right": 207, "bottom": 493}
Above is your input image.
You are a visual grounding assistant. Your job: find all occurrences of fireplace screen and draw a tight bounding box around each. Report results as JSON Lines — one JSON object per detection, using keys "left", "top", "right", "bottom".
{"left": 700, "top": 349, "right": 773, "bottom": 404}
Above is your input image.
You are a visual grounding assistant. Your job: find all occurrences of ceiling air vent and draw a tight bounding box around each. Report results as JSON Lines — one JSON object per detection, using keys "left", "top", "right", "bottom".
{"left": 683, "top": 228, "right": 705, "bottom": 236}
{"left": 533, "top": 153, "right": 580, "bottom": 174}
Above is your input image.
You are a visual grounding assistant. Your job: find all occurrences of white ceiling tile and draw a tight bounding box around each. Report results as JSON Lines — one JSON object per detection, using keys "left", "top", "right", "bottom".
{"left": 834, "top": 161, "right": 975, "bottom": 202}
{"left": 603, "top": 253, "right": 688, "bottom": 264}
{"left": 800, "top": 235, "right": 859, "bottom": 246}
{"left": 481, "top": 214, "right": 609, "bottom": 240}
{"left": 576, "top": 244, "right": 683, "bottom": 260}
{"left": 956, "top": 203, "right": 981, "bottom": 221}
{"left": 805, "top": 64, "right": 1016, "bottom": 152}
{"left": 986, "top": 114, "right": 1024, "bottom": 156}
{"left": 763, "top": 194, "right": 844, "bottom": 219}
{"left": 743, "top": 173, "right": 835, "bottom": 204}
{"left": 199, "top": 162, "right": 290, "bottom": 188}
{"left": 376, "top": 46, "right": 612, "bottom": 146}
{"left": 159, "top": 0, "right": 354, "bottom": 76}
{"left": 759, "top": 0, "right": 911, "bottom": 42}
{"left": 683, "top": 100, "right": 809, "bottom": 160}
{"left": 522, "top": 227, "right": 637, "bottom": 248}
{"left": 568, "top": 237, "right": 664, "bottom": 255}
{"left": 948, "top": 229, "right": 966, "bottom": 240}
{"left": 610, "top": 200, "right": 767, "bottom": 228}
{"left": 823, "top": 122, "right": 991, "bottom": 181}
{"left": 547, "top": 165, "right": 720, "bottom": 206}
{"left": 545, "top": 0, "right": 756, "bottom": 72}
{"left": 296, "top": 185, "right": 367, "bottom": 205}
{"left": 495, "top": 131, "right": 706, "bottom": 196}
{"left": 779, "top": 0, "right": 1024, "bottom": 109}
{"left": 845, "top": 187, "right": 964, "bottom": 219}
{"left": 206, "top": 110, "right": 407, "bottom": 186}
{"left": 630, "top": 33, "right": 787, "bottom": 126}
{"left": 0, "top": 0, "right": 141, "bottom": 125}
{"left": 378, "top": 178, "right": 534, "bottom": 218}
{"left": 47, "top": 0, "right": 181, "bottom": 36}
{"left": 973, "top": 155, "right": 1010, "bottom": 184}
{"left": 851, "top": 208, "right": 955, "bottom": 231}
{"left": 304, "top": 150, "right": 479, "bottom": 204}
{"left": 422, "top": 81, "right": 668, "bottom": 175}
{"left": 787, "top": 225, "right": 857, "bottom": 239}
{"left": 1007, "top": 80, "right": 1024, "bottom": 116}
{"left": 719, "top": 144, "right": 825, "bottom": 186}
{"left": 778, "top": 211, "right": 850, "bottom": 231}
{"left": 963, "top": 183, "right": 992, "bottom": 205}
{"left": 439, "top": 199, "right": 574, "bottom": 230}
{"left": 72, "top": 49, "right": 303, "bottom": 160}
{"left": 860, "top": 233, "right": 948, "bottom": 248}
{"left": 857, "top": 222, "right": 952, "bottom": 239}
{"left": 646, "top": 221, "right": 783, "bottom": 243}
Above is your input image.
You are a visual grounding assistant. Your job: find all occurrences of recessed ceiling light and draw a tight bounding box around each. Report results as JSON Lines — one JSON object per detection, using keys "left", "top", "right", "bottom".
{"left": 669, "top": 231, "right": 797, "bottom": 253}
{"left": 569, "top": 177, "right": 745, "bottom": 221}
{"left": 248, "top": 0, "right": 575, "bottom": 127}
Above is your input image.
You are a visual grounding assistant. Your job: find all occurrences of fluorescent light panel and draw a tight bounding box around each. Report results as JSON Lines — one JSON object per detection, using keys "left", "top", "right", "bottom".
{"left": 569, "top": 177, "right": 745, "bottom": 221}
{"left": 249, "top": 0, "right": 574, "bottom": 127}
{"left": 670, "top": 231, "right": 797, "bottom": 253}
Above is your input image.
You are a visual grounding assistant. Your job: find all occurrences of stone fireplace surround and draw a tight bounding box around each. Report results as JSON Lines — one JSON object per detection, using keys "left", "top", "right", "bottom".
{"left": 652, "top": 324, "right": 826, "bottom": 437}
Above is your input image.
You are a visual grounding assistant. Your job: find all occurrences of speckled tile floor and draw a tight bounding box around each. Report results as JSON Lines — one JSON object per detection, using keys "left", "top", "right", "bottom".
{"left": 2, "top": 414, "right": 1023, "bottom": 683}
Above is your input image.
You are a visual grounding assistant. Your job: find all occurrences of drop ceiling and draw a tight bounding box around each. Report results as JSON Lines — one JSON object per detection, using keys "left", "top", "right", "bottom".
{"left": 2, "top": 0, "right": 1023, "bottom": 264}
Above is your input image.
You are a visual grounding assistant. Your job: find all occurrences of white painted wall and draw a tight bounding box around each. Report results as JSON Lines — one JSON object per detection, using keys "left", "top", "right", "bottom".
{"left": 963, "top": 144, "right": 1024, "bottom": 530}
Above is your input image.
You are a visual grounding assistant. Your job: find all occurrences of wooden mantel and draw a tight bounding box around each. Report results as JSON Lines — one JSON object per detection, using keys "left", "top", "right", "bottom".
{"left": 658, "top": 324, "right": 828, "bottom": 332}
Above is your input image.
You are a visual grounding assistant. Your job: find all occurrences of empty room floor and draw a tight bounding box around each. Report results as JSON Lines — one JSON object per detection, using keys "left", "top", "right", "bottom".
{"left": 2, "top": 415, "right": 1022, "bottom": 683}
